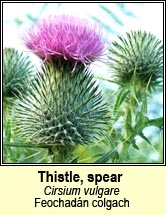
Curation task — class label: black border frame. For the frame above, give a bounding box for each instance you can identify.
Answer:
[1,0,165,166]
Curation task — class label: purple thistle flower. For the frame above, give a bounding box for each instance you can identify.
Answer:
[22,15,106,65]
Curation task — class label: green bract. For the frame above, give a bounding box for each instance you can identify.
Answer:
[108,31,163,90]
[14,61,107,146]
[3,48,33,98]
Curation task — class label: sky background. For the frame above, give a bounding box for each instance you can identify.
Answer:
[3,2,163,48]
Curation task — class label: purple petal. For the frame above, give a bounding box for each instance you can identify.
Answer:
[22,15,106,64]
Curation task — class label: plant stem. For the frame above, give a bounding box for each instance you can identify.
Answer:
[4,143,50,148]
[49,145,75,163]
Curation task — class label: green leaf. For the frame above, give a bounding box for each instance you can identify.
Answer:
[141,96,148,113]
[113,88,129,114]
[136,114,163,131]
[132,142,140,150]
[148,117,163,128]
[125,108,132,135]
[139,132,152,145]
[135,111,149,132]
[94,149,117,163]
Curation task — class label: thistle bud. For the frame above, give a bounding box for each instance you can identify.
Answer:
[108,31,163,91]
[15,61,107,146]
[3,48,33,98]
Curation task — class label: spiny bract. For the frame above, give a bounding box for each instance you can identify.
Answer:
[3,48,33,98]
[108,31,163,90]
[15,61,108,146]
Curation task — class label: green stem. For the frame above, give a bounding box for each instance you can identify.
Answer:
[4,143,50,148]
[118,140,130,162]
[119,86,148,162]
[49,145,75,163]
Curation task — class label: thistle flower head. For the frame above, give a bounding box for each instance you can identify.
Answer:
[14,62,107,146]
[3,48,33,98]
[108,31,163,90]
[22,15,106,65]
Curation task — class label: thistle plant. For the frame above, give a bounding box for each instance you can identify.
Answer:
[106,31,163,162]
[3,48,33,98]
[109,31,163,91]
[4,16,163,163]
[14,15,108,163]
[3,48,33,142]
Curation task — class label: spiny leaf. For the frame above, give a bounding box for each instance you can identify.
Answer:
[113,88,130,115]
[139,131,152,145]
[148,117,163,128]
